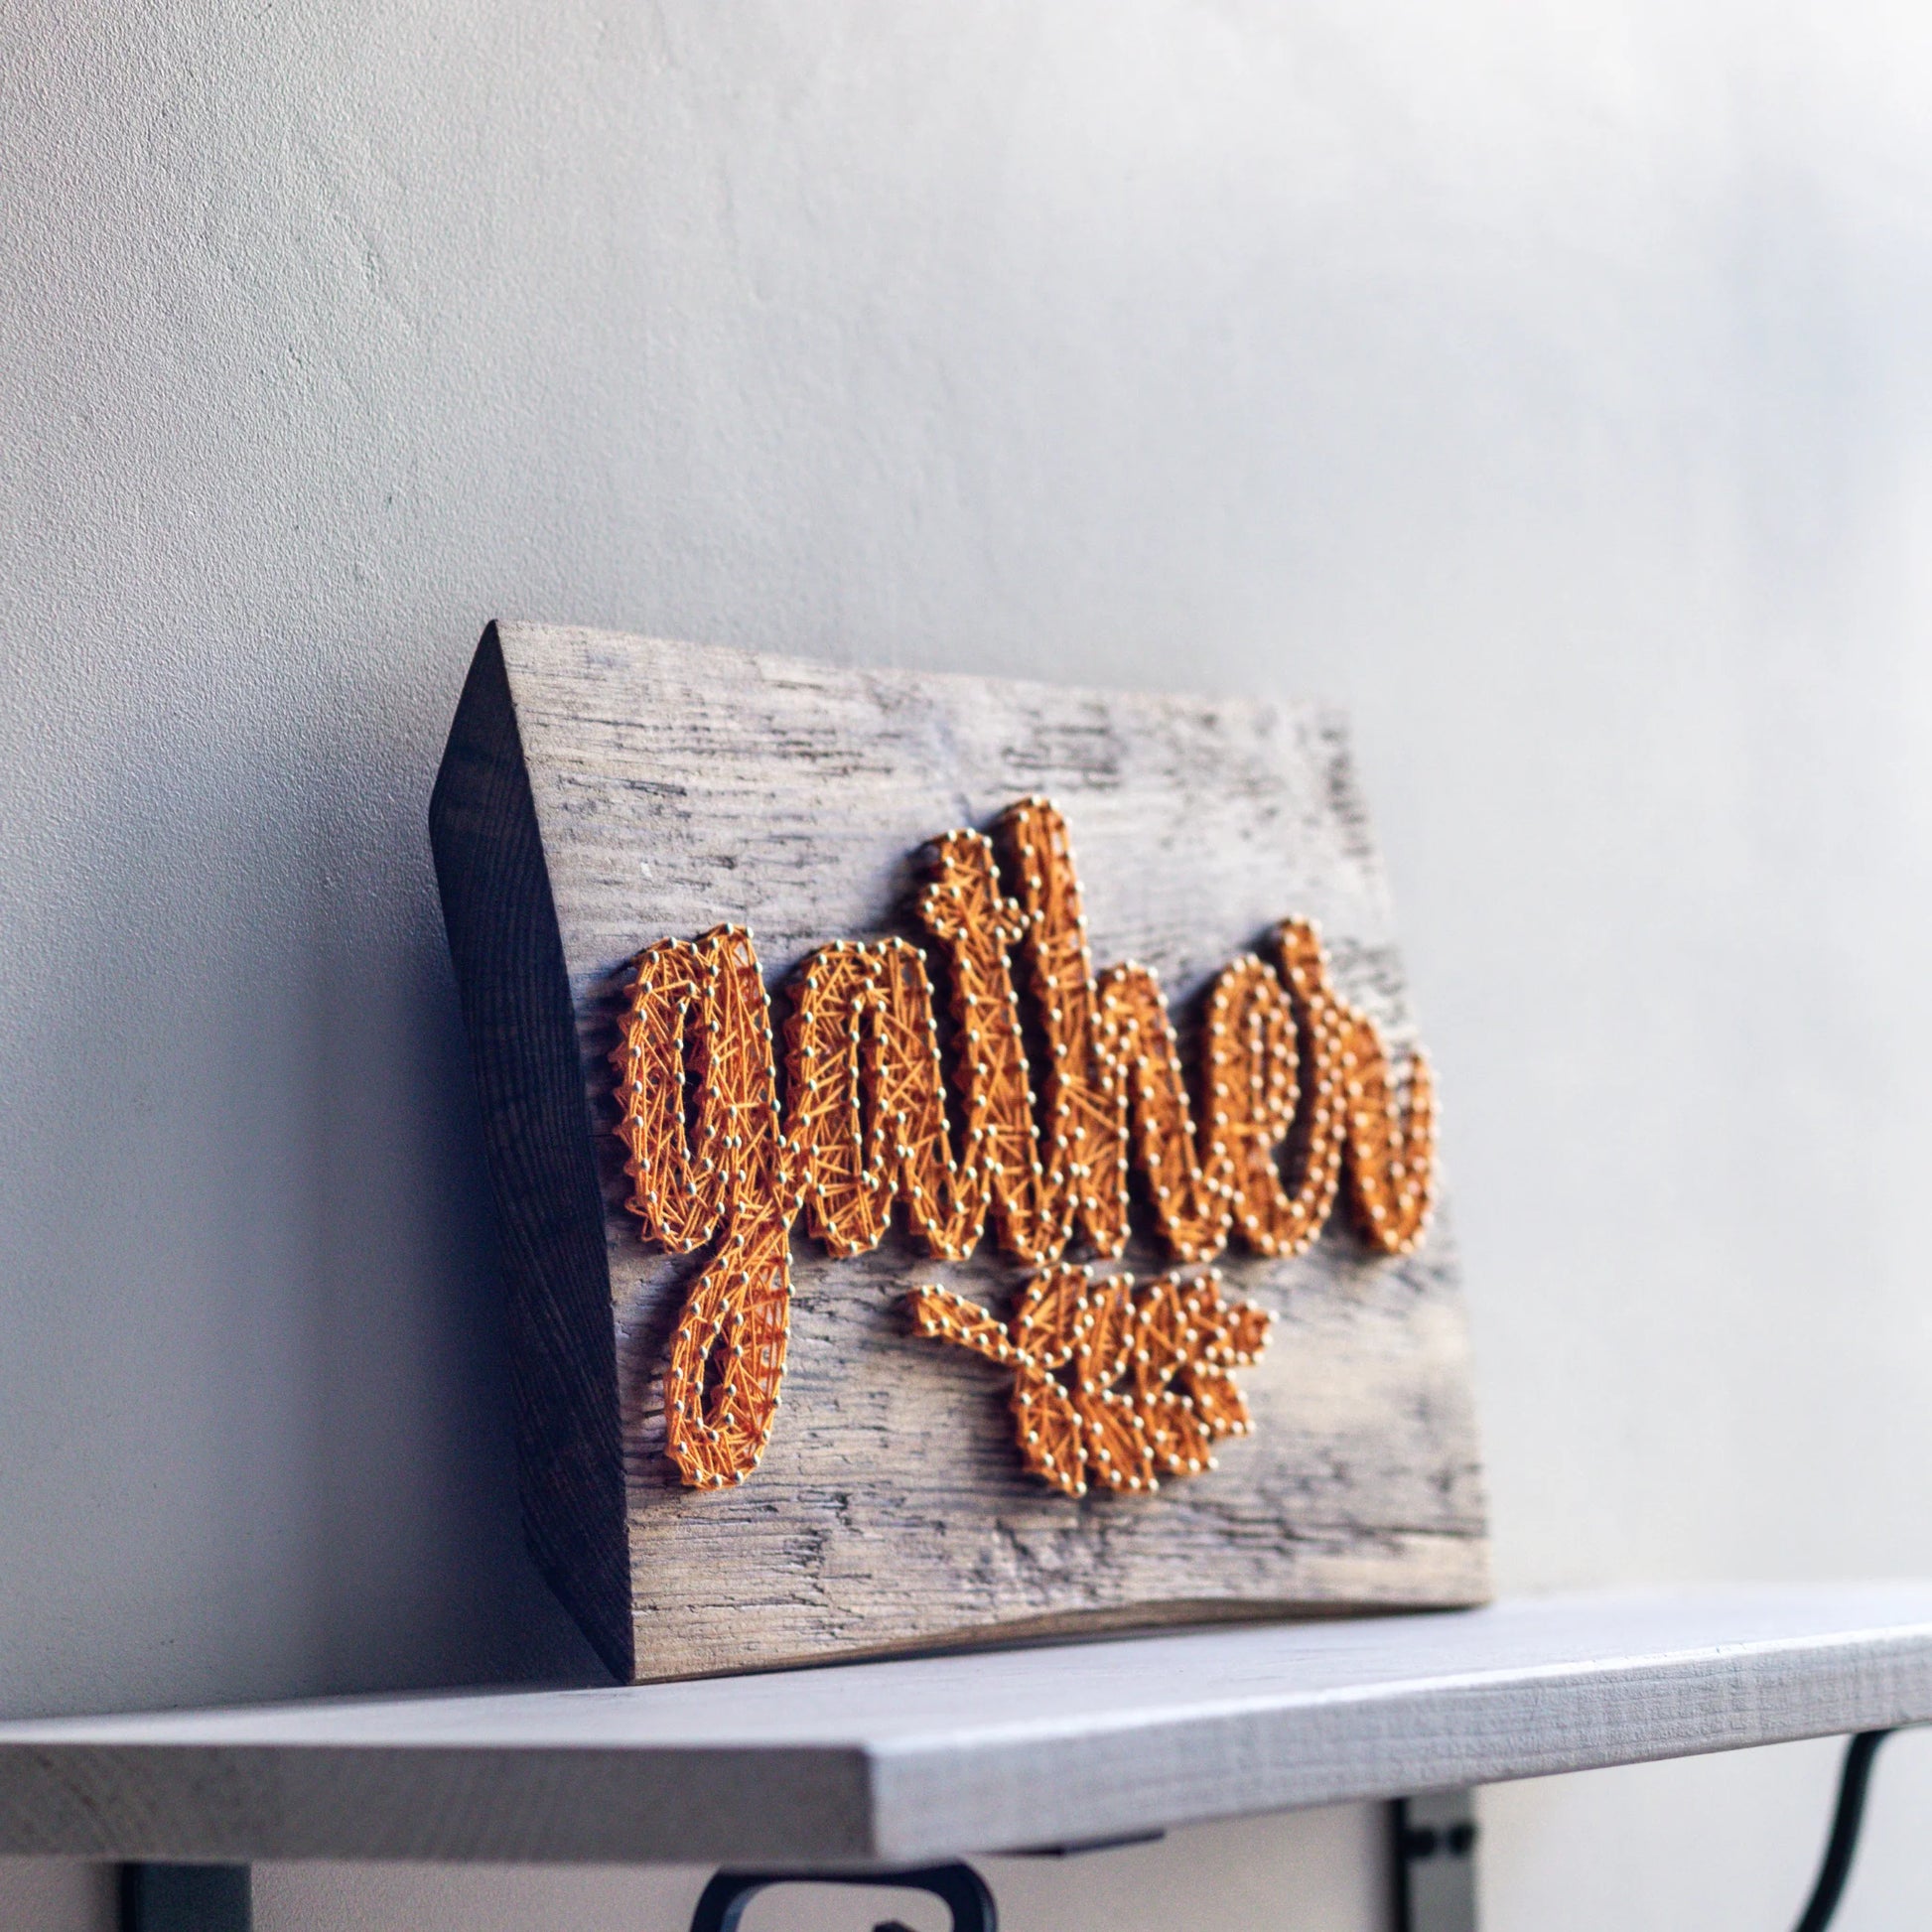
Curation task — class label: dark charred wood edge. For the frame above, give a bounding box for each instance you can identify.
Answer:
[429,622,632,1681]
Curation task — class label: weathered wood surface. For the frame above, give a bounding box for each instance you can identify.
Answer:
[430,634,631,1672]
[2,1587,1929,1864]
[435,621,1489,1683]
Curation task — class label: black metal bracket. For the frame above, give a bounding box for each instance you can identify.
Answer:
[1793,1730,1892,1932]
[118,1863,251,1932]
[1394,1790,1478,1932]
[1386,1727,1896,1932]
[689,1863,996,1932]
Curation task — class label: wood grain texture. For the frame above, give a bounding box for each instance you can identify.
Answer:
[435,621,1490,1683]
[1,1587,1929,1864]
[429,629,632,1676]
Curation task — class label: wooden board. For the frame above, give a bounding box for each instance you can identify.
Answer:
[430,623,1489,1683]
[1,1587,1929,1864]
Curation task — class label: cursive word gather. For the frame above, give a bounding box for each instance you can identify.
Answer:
[611,798,1436,1492]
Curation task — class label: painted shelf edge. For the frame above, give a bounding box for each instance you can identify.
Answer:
[0,1585,1928,1866]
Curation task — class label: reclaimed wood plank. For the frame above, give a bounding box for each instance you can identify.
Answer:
[431,622,1489,1683]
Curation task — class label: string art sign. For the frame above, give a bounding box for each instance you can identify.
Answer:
[433,624,1489,1683]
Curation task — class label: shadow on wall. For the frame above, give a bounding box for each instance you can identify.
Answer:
[0,619,609,1718]
[278,659,617,1695]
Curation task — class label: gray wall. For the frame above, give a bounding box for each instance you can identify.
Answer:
[6,2,1932,1926]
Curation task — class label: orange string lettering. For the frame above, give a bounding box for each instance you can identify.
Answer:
[610,799,1437,1492]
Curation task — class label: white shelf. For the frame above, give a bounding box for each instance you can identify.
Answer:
[1,1585,1929,1866]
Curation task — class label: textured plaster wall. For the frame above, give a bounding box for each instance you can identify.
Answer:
[7,2,1932,1926]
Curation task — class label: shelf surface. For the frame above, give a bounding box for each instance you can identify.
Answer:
[2,1584,1930,1865]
